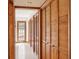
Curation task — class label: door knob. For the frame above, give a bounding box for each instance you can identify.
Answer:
[45,41,50,45]
[42,40,50,45]
[42,40,45,43]
[51,45,56,47]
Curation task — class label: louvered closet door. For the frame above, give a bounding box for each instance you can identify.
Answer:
[45,5,51,59]
[42,9,46,59]
[50,0,58,59]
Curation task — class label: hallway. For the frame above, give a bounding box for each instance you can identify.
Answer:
[14,8,39,59]
[9,0,70,59]
[15,43,38,59]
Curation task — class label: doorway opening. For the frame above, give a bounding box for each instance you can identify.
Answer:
[15,8,40,59]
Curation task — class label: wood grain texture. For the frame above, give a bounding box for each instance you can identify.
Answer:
[50,0,58,59]
[59,0,70,59]
[41,0,59,59]
[59,15,68,59]
[8,1,15,59]
[45,5,51,59]
[41,0,52,9]
[42,9,46,59]
[59,0,69,17]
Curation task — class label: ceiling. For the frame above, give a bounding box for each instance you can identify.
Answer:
[15,8,38,20]
[14,0,46,7]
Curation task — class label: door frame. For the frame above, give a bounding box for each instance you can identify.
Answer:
[8,1,42,59]
[8,0,15,59]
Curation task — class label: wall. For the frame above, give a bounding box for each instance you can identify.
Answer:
[41,0,70,59]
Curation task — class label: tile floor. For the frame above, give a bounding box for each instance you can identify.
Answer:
[15,43,38,59]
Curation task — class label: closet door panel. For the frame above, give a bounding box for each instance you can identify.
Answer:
[51,1,58,20]
[42,9,46,59]
[51,0,58,59]
[59,0,69,16]
[59,0,69,59]
[59,15,68,59]
[45,5,51,59]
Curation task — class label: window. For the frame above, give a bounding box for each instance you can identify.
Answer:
[17,21,26,42]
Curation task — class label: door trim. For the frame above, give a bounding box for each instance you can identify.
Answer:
[8,0,15,59]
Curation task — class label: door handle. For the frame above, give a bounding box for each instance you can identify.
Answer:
[42,40,50,45]
[47,43,56,48]
[42,40,56,47]
[51,44,56,47]
[42,40,45,43]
